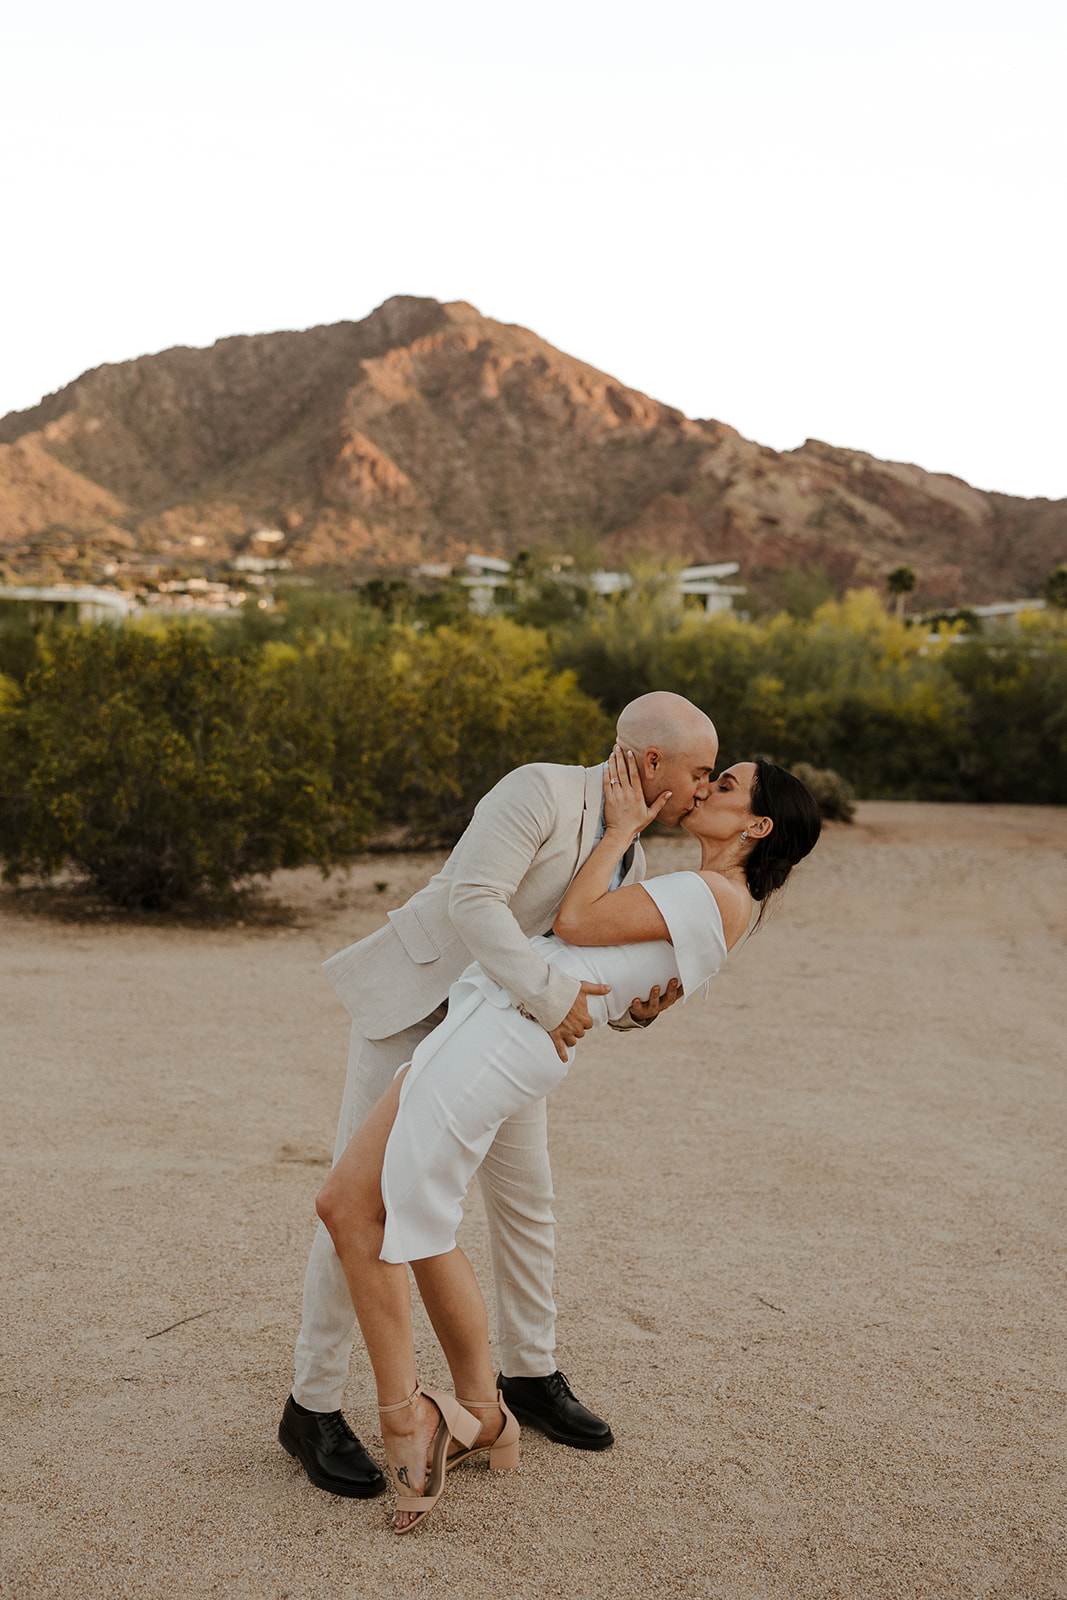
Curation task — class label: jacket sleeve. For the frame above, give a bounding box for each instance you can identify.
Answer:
[446,766,581,1032]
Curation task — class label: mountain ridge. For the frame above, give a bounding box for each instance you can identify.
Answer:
[2,296,1063,605]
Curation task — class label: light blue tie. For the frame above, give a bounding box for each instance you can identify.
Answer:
[592,800,629,892]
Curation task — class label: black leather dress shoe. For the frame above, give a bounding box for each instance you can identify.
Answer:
[498,1370,614,1450]
[279,1395,386,1498]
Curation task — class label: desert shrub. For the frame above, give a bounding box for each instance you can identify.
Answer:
[1043,566,1067,609]
[0,625,363,908]
[0,610,45,684]
[0,616,615,904]
[378,619,613,837]
[760,564,839,619]
[252,595,1067,813]
[789,763,857,823]
[547,576,691,711]
[259,634,392,830]
[939,615,1067,802]
[554,590,969,796]
[206,585,389,654]
[6,595,1063,911]
[269,617,615,842]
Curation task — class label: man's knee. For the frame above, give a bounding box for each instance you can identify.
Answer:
[480,1123,553,1199]
[477,1162,556,1229]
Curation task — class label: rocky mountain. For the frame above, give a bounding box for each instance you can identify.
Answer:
[2,295,1063,606]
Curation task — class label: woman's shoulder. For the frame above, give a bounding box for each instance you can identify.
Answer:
[642,869,733,938]
[639,870,734,994]
[693,869,753,950]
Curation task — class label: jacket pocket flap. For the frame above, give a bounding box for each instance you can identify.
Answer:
[387,904,441,965]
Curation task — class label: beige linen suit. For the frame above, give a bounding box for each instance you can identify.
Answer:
[293,761,645,1410]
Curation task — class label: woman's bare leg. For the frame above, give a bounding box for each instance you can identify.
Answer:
[315,1073,500,1526]
[413,1250,505,1452]
[316,1074,436,1528]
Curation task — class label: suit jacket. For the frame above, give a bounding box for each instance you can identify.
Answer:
[323,762,646,1040]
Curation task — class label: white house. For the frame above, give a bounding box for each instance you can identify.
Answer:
[0,585,131,624]
[678,563,746,614]
[451,555,746,615]
[459,553,514,614]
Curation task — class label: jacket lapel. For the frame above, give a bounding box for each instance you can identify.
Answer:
[577,764,606,867]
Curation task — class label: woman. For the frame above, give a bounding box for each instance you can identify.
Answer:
[316,749,821,1532]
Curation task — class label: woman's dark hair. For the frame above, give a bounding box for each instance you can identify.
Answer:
[744,758,822,920]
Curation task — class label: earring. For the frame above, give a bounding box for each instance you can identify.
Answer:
[740,829,748,842]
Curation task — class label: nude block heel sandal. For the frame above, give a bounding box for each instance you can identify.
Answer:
[378,1384,480,1534]
[449,1392,521,1471]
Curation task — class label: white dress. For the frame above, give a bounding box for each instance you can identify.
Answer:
[379,871,728,1264]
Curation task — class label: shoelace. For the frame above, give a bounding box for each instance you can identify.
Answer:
[319,1410,360,1450]
[544,1370,576,1400]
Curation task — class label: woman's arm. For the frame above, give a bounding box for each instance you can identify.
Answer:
[553,748,673,947]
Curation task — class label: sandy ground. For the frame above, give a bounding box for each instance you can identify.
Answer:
[1,803,1066,1600]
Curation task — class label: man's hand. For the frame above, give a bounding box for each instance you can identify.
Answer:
[629,977,683,1026]
[547,981,612,1063]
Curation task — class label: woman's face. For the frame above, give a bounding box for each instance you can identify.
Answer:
[681,761,763,842]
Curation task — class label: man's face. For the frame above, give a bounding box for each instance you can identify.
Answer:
[639,734,719,825]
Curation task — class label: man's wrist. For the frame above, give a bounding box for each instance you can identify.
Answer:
[515,973,581,1033]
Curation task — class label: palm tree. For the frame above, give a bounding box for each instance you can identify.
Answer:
[886,564,917,619]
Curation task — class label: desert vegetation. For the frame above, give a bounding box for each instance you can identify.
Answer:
[1,588,1064,908]
[0,613,610,908]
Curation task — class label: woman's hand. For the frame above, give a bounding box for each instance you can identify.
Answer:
[555,745,674,947]
[603,745,671,837]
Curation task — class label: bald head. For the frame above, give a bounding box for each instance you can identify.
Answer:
[617,691,717,760]
[615,692,719,826]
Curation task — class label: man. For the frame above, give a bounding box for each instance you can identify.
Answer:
[280,691,719,1497]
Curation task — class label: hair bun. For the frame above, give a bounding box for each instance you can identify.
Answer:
[745,848,793,902]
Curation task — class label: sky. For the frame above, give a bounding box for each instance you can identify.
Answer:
[2,0,1065,500]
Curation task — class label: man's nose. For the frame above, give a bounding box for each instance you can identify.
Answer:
[694,777,713,799]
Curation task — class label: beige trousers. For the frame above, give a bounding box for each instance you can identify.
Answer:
[292,1011,558,1412]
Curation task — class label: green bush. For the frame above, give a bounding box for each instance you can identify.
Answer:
[3,592,1065,912]
[1043,566,1067,609]
[373,619,614,838]
[0,625,362,908]
[267,617,614,842]
[0,615,613,906]
[939,615,1067,803]
[0,611,43,685]
[789,763,857,823]
[553,590,970,797]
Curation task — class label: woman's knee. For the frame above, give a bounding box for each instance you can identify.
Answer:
[315,1177,344,1238]
[315,1176,380,1245]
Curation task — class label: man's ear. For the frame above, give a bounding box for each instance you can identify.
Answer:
[642,745,662,775]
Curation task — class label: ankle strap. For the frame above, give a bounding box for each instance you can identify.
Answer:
[377,1383,422,1415]
[455,1392,501,1409]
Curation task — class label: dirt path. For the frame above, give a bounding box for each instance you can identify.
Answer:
[2,803,1065,1599]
